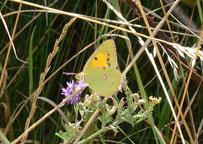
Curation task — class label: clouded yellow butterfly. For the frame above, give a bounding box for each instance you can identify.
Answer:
[83,39,122,96]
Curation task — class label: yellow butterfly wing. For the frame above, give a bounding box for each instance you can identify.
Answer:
[84,67,121,96]
[83,39,121,96]
[83,39,118,72]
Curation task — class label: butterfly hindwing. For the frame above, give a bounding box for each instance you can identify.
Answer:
[84,67,121,96]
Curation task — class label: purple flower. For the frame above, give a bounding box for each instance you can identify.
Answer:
[61,80,88,105]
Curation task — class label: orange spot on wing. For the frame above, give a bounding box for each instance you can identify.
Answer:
[89,53,109,68]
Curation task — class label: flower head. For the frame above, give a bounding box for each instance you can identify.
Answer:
[61,80,88,105]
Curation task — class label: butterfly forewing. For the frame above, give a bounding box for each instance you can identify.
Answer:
[83,39,118,73]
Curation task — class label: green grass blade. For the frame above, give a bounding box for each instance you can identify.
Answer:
[28,27,36,96]
[0,129,10,144]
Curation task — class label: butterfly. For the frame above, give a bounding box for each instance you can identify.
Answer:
[82,39,122,96]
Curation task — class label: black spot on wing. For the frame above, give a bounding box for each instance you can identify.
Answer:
[94,57,98,60]
[107,53,110,67]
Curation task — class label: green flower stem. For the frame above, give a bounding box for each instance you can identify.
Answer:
[78,126,111,144]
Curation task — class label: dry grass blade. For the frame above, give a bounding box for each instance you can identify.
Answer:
[11,89,81,144]
[4,99,28,135]
[135,0,185,143]
[6,0,69,88]
[37,97,69,124]
[0,1,22,92]
[16,17,76,144]
[170,31,203,144]
[9,0,189,48]
[122,0,182,75]
[73,109,100,144]
[0,12,26,63]
[195,117,203,143]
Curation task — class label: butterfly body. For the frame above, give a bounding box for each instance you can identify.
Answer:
[83,39,121,96]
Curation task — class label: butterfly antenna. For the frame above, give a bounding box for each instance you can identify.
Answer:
[63,72,76,76]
